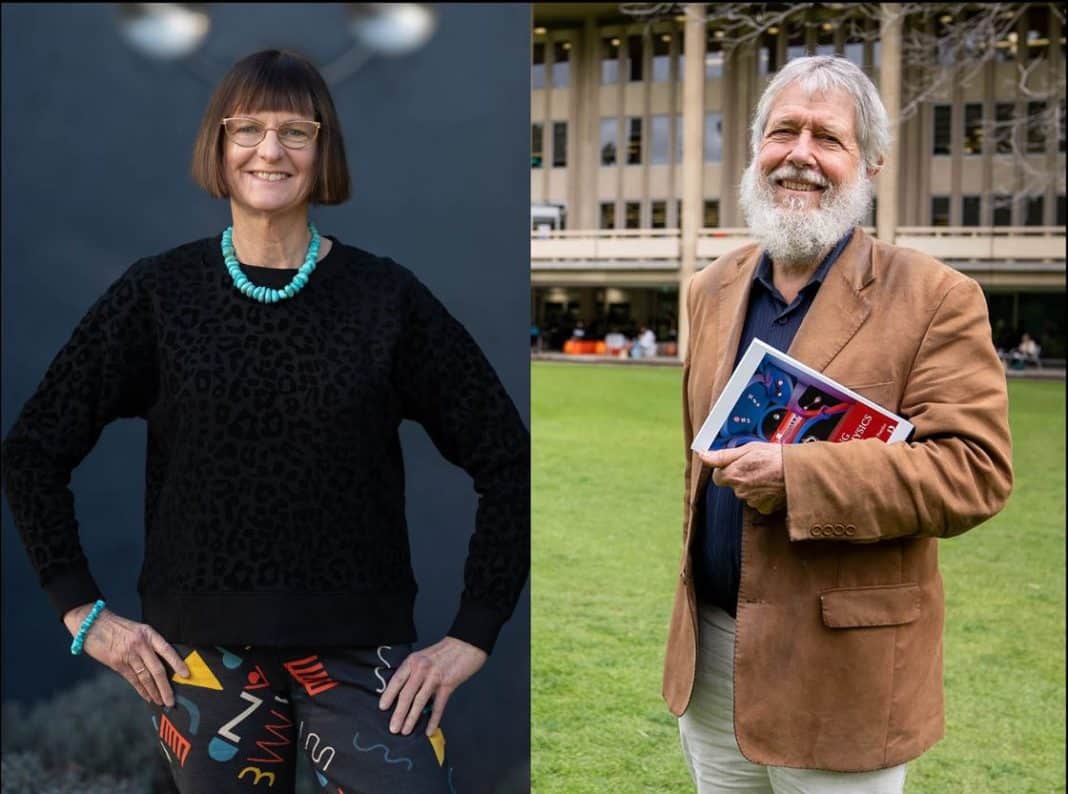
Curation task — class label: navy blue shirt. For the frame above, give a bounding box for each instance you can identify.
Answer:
[693,230,853,616]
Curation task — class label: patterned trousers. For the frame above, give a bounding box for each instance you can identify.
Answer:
[147,643,453,793]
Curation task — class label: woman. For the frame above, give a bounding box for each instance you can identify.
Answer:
[1,49,529,793]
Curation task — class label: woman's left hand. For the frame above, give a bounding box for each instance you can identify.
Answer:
[378,636,487,736]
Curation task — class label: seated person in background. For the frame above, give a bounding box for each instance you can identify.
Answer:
[1010,332,1040,369]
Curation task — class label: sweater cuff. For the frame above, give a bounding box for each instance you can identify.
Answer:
[447,600,510,655]
[43,566,104,623]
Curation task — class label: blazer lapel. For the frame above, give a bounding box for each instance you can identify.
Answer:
[787,227,875,372]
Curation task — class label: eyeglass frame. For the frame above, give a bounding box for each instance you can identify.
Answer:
[220,116,322,149]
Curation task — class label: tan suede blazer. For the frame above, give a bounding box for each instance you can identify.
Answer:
[662,227,1013,772]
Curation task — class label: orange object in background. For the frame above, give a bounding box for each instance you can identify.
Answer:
[563,340,602,355]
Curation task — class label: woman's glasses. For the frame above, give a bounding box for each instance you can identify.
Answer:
[221,117,321,149]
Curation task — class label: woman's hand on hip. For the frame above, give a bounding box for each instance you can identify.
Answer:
[378,635,487,737]
[63,603,191,707]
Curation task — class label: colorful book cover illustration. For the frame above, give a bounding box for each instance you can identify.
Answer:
[691,339,914,452]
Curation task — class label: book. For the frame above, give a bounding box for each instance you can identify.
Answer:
[691,338,914,452]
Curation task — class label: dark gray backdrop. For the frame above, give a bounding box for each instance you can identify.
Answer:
[1,3,530,790]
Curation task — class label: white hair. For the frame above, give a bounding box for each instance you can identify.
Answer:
[750,56,891,171]
[739,158,873,270]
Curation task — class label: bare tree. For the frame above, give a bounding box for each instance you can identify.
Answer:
[620,3,1066,210]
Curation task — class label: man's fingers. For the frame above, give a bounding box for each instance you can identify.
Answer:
[712,468,730,487]
[699,446,747,468]
[426,688,453,737]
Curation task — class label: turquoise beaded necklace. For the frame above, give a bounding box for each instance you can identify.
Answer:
[221,221,320,303]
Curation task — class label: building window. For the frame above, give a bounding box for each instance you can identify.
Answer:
[628,34,643,81]
[1025,6,1050,60]
[815,22,834,57]
[963,103,983,155]
[992,195,1012,226]
[931,196,950,227]
[602,37,621,84]
[704,199,720,228]
[844,31,864,67]
[600,118,618,166]
[1057,194,1066,226]
[651,200,667,229]
[995,27,1017,61]
[758,31,779,77]
[600,201,616,229]
[706,30,724,79]
[1025,195,1044,226]
[531,123,543,169]
[962,195,981,226]
[786,24,805,62]
[704,112,723,162]
[995,102,1014,154]
[552,41,571,88]
[651,115,671,165]
[627,117,642,165]
[933,105,951,155]
[532,42,545,90]
[653,32,672,82]
[624,201,641,229]
[1026,101,1047,153]
[552,121,567,168]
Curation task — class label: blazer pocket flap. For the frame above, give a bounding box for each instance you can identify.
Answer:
[820,584,920,628]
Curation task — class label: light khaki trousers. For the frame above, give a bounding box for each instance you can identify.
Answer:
[678,606,908,794]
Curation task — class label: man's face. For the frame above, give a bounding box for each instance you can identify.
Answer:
[756,82,864,212]
[740,80,876,268]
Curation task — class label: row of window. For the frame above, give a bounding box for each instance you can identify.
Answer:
[534,100,1066,169]
[598,199,721,230]
[931,194,1067,226]
[532,27,877,90]
[541,193,1065,230]
[534,6,1063,91]
[531,114,724,169]
[932,101,1066,155]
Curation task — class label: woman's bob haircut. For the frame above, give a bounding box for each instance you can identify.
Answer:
[191,49,350,205]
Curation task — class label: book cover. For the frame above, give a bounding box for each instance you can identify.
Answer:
[691,338,914,452]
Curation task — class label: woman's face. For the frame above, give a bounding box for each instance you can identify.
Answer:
[222,109,318,217]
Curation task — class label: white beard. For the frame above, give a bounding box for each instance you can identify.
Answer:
[739,160,872,272]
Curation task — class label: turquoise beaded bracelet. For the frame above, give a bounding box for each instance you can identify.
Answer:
[70,599,106,655]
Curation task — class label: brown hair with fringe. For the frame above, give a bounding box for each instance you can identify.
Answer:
[190,49,350,205]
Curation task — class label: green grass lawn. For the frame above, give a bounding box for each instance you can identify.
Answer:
[532,363,1065,793]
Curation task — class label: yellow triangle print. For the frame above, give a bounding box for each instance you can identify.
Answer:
[173,650,223,690]
[428,727,446,766]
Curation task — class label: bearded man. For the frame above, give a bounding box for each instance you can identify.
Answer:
[662,56,1013,793]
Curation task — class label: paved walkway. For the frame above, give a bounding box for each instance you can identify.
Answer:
[532,353,1066,380]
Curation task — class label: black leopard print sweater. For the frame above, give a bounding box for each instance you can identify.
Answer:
[1,235,529,653]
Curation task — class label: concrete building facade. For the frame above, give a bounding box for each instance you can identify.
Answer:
[530,3,1066,362]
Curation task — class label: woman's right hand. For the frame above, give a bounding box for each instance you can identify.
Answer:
[63,603,191,707]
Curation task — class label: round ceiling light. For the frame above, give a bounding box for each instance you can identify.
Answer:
[117,4,210,60]
[347,3,438,56]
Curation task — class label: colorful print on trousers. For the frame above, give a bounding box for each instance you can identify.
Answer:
[148,643,455,792]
